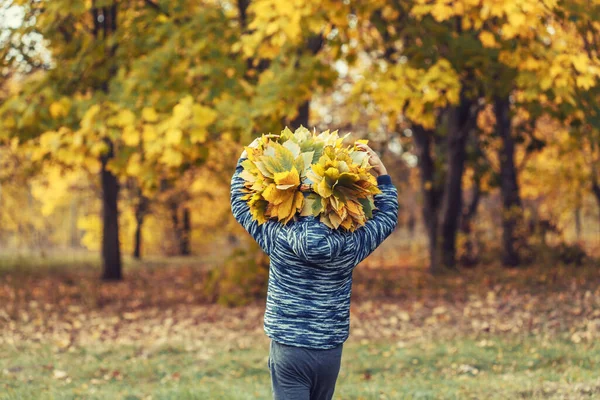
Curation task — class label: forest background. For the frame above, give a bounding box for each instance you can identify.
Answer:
[1,1,600,399]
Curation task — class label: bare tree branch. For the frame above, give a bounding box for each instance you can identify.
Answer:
[144,0,170,18]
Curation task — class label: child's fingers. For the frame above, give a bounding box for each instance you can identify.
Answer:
[358,145,377,157]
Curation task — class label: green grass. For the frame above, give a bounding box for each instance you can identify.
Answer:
[2,252,599,399]
[2,335,599,399]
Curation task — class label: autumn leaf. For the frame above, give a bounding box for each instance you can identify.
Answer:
[240,127,384,230]
[142,107,159,122]
[479,31,497,48]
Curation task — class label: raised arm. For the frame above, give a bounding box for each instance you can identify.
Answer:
[230,155,282,256]
[349,143,399,265]
[350,175,399,265]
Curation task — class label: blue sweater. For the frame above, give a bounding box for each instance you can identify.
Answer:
[230,156,399,349]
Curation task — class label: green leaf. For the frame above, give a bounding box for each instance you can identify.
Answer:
[358,198,375,219]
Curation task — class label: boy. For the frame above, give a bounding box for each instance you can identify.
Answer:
[230,140,399,400]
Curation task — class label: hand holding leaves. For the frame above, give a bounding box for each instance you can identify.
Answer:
[355,143,388,177]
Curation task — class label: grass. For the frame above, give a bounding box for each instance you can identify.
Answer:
[1,250,600,399]
[2,335,600,399]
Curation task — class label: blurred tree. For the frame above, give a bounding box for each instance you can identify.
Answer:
[237,0,349,128]
[555,0,600,225]
[352,0,600,271]
[2,0,600,277]
[0,1,237,276]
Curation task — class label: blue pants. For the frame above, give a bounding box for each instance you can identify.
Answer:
[268,340,343,400]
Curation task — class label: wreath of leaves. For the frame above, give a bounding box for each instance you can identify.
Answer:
[239,126,381,231]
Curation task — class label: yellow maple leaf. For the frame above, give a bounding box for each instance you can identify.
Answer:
[143,125,157,142]
[431,3,454,22]
[274,167,300,189]
[165,128,183,145]
[122,126,140,146]
[160,148,183,167]
[576,75,595,90]
[572,54,589,73]
[113,109,136,127]
[49,101,67,119]
[142,107,159,122]
[126,154,142,176]
[507,11,526,28]
[479,31,497,48]
[263,184,285,205]
[190,128,208,144]
[192,105,218,127]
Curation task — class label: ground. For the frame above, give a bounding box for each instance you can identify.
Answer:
[1,252,599,399]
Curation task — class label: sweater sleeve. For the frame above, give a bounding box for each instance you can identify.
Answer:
[349,174,399,265]
[230,156,282,256]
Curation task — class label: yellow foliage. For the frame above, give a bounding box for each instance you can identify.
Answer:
[165,128,183,145]
[142,124,158,142]
[77,214,102,251]
[479,31,498,48]
[142,107,159,122]
[239,127,382,231]
[109,109,136,128]
[519,118,591,230]
[122,126,140,146]
[49,98,71,119]
[356,59,461,129]
[241,0,349,59]
[126,153,143,176]
[160,148,184,167]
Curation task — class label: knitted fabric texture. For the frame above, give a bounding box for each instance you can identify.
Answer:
[231,157,399,349]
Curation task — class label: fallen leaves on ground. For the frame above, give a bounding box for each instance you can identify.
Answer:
[1,261,599,352]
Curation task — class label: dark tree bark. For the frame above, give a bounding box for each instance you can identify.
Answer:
[237,0,270,76]
[439,96,473,269]
[237,0,249,28]
[101,138,122,280]
[93,2,122,280]
[494,95,522,267]
[290,101,310,129]
[133,192,148,260]
[413,89,478,273]
[592,180,600,229]
[413,126,443,274]
[288,35,324,130]
[170,202,191,256]
[460,173,481,267]
[181,207,191,256]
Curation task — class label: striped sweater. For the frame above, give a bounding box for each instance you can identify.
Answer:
[230,156,399,349]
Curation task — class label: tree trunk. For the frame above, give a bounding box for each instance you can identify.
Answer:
[133,192,148,260]
[592,180,600,214]
[574,206,582,241]
[94,2,122,280]
[170,202,191,256]
[592,179,600,233]
[413,126,442,274]
[439,99,472,269]
[494,96,522,267]
[290,101,310,129]
[460,174,481,267]
[101,138,122,280]
[181,207,191,256]
[288,35,323,130]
